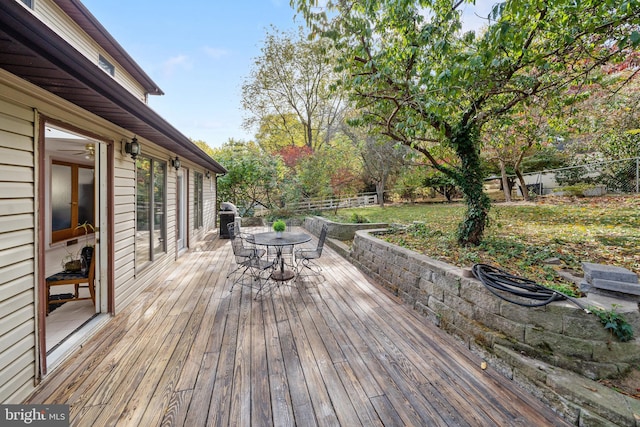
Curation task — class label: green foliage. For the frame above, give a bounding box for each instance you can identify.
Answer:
[255,113,306,154]
[554,183,598,197]
[544,282,581,299]
[422,169,461,202]
[590,305,634,342]
[393,166,430,203]
[520,147,569,173]
[192,139,215,157]
[273,219,286,232]
[241,26,344,152]
[291,0,640,245]
[213,140,286,215]
[349,213,370,224]
[296,136,364,200]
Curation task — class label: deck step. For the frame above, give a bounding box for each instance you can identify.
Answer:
[590,278,640,296]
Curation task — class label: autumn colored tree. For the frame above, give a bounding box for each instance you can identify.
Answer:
[278,145,313,169]
[296,136,363,200]
[254,113,306,154]
[192,139,215,157]
[482,96,559,201]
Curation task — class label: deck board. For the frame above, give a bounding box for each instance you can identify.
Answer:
[28,228,571,426]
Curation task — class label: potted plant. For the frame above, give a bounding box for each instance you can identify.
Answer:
[273,219,286,238]
[61,221,95,272]
[62,249,82,272]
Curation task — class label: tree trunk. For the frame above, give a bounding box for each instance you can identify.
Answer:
[450,125,491,246]
[514,148,531,201]
[499,160,512,202]
[376,180,386,207]
[515,170,531,201]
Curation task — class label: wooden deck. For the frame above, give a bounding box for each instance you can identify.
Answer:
[28,228,570,426]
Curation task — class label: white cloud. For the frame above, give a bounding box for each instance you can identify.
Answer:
[203,47,228,60]
[162,54,192,76]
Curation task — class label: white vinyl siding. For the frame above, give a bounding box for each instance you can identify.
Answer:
[114,144,176,309]
[0,68,218,401]
[0,97,36,404]
[32,0,148,102]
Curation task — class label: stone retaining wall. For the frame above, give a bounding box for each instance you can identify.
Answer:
[301,221,640,424]
[303,216,388,241]
[349,229,640,381]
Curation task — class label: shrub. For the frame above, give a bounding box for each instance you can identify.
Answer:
[349,213,370,224]
[554,183,597,197]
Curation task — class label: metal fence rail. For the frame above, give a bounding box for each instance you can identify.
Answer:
[521,157,640,195]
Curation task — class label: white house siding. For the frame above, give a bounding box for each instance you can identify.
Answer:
[202,173,217,238]
[113,143,180,309]
[0,72,218,401]
[0,96,37,404]
[29,0,147,102]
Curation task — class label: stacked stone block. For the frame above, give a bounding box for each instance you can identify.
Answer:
[581,262,640,301]
[350,229,640,381]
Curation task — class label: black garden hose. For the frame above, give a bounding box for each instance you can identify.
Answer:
[472,263,589,312]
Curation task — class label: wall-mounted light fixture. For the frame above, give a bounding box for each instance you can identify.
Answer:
[171,156,181,170]
[124,136,141,160]
[205,170,211,179]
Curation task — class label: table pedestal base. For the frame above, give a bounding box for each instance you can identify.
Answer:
[271,270,295,281]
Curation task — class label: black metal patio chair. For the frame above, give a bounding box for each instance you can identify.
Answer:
[227,223,274,298]
[294,223,328,280]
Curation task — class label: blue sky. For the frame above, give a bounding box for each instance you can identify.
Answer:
[82,0,495,148]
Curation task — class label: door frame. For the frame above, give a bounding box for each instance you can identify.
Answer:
[36,116,115,377]
[176,168,188,255]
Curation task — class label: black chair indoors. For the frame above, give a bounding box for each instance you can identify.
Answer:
[227,223,274,298]
[46,246,95,314]
[294,223,328,280]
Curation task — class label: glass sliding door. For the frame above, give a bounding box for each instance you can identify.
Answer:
[153,161,166,257]
[136,156,167,268]
[176,171,187,253]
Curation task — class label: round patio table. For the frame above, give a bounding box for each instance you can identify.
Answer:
[248,232,311,281]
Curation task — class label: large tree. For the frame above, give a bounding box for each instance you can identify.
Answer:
[242,26,346,151]
[342,122,408,206]
[292,0,640,244]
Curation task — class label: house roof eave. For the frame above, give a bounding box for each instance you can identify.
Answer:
[52,0,164,96]
[0,1,226,174]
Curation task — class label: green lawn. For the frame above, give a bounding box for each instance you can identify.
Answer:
[325,195,640,295]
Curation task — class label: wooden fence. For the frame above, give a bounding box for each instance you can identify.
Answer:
[286,193,378,213]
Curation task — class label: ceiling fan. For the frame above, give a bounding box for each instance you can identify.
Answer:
[59,143,95,159]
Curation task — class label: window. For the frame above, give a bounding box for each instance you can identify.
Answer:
[19,0,33,8]
[194,171,203,229]
[136,157,167,265]
[51,161,94,243]
[98,55,115,76]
